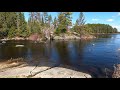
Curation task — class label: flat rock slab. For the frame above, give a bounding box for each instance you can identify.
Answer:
[0,61,57,78]
[0,60,92,78]
[33,67,92,78]
[0,66,34,78]
[30,61,57,74]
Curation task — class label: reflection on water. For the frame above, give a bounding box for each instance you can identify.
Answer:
[1,34,120,77]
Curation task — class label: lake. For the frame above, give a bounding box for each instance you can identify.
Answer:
[1,34,120,77]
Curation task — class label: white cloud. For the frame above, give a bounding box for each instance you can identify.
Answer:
[112,25,120,32]
[118,12,120,16]
[92,18,99,21]
[106,19,114,22]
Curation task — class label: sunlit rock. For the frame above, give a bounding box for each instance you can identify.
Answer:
[2,41,6,44]
[15,45,24,47]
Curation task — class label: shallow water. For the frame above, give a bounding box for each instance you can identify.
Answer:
[1,34,120,77]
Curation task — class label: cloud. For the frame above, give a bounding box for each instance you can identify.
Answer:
[112,25,120,29]
[92,18,99,21]
[112,25,120,32]
[118,12,120,16]
[106,19,114,22]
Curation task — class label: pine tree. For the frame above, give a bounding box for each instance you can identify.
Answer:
[57,12,72,33]
[28,12,42,34]
[48,15,52,27]
[36,12,41,22]
[0,12,18,38]
[57,12,66,33]
[43,12,48,25]
[64,12,72,31]
[78,12,86,26]
[53,17,58,29]
[73,12,86,35]
[41,15,44,26]
[19,12,27,37]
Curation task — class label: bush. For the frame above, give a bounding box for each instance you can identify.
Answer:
[54,28,61,35]
[61,28,66,33]
[54,28,67,35]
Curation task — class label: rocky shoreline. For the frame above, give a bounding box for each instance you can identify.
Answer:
[53,34,96,40]
[0,58,92,78]
[0,33,96,42]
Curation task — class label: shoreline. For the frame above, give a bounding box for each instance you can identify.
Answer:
[0,34,96,41]
[0,58,92,78]
[1,33,119,41]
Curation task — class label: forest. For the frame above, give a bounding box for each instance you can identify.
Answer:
[0,12,118,39]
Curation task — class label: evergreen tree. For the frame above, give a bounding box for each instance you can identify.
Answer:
[28,12,41,34]
[57,12,72,34]
[41,15,44,26]
[53,17,58,29]
[86,24,118,34]
[0,12,18,38]
[48,15,52,27]
[73,12,87,35]
[78,12,86,26]
[43,12,49,26]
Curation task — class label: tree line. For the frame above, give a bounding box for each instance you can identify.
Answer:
[0,12,118,39]
[86,24,118,34]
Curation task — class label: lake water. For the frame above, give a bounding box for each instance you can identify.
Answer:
[1,34,120,77]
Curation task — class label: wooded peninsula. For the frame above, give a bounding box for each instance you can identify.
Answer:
[0,12,118,41]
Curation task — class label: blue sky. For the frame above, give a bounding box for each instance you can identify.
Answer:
[24,12,120,31]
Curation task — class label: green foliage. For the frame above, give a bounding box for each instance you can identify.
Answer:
[72,12,88,36]
[55,27,66,35]
[0,12,28,38]
[57,12,72,34]
[54,28,61,35]
[86,24,118,33]
[0,12,118,39]
[53,17,58,29]
[78,12,86,26]
[28,12,42,35]
[48,15,52,27]
[8,27,17,38]
[73,25,91,36]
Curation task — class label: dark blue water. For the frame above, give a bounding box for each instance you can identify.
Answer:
[1,34,120,77]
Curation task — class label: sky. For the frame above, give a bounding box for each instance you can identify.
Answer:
[24,12,120,32]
